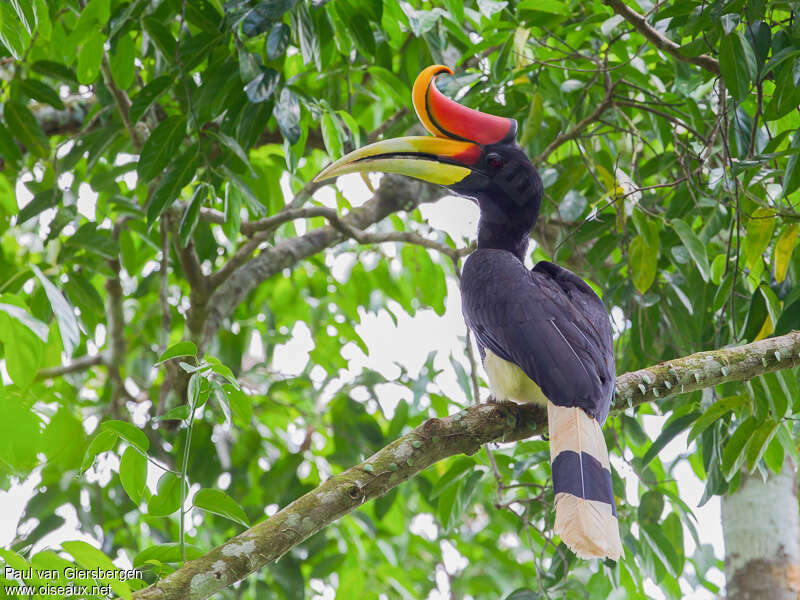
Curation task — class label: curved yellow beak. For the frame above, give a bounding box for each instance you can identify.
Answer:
[313,136,482,186]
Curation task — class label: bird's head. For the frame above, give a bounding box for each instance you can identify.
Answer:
[314,65,542,255]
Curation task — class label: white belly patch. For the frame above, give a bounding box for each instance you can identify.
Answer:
[483,349,549,405]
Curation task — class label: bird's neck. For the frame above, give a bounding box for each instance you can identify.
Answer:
[476,217,531,260]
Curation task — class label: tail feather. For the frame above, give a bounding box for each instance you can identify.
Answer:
[548,402,623,560]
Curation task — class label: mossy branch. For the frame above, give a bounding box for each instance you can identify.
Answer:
[132,330,800,600]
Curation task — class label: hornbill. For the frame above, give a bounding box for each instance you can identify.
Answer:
[314,65,623,560]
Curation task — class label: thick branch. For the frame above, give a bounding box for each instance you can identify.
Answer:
[202,175,443,346]
[132,330,800,600]
[602,0,720,75]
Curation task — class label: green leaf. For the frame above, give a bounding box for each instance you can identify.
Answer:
[782,128,800,198]
[33,0,51,40]
[504,590,540,600]
[266,22,291,60]
[637,490,664,524]
[670,220,709,282]
[31,60,77,83]
[744,419,779,471]
[629,234,658,293]
[72,0,110,44]
[242,0,297,36]
[310,553,346,580]
[211,382,232,426]
[154,404,191,422]
[721,416,758,480]
[0,3,30,58]
[133,544,204,567]
[5,99,49,157]
[0,300,48,341]
[147,147,201,223]
[688,396,748,441]
[244,66,279,103]
[760,47,800,81]
[31,265,80,357]
[775,297,800,337]
[640,412,701,468]
[142,17,176,60]
[138,116,187,182]
[206,130,254,175]
[0,394,43,473]
[321,112,343,159]
[642,523,682,576]
[192,488,249,527]
[0,300,46,388]
[517,0,569,14]
[129,75,174,124]
[477,0,507,18]
[77,31,104,84]
[119,446,148,505]
[157,341,198,364]
[18,79,64,109]
[430,456,475,499]
[179,186,206,247]
[274,87,301,145]
[374,487,397,520]
[148,472,185,516]
[62,541,115,574]
[80,430,118,473]
[110,33,136,90]
[0,121,22,168]
[719,31,757,102]
[741,286,768,342]
[225,384,251,427]
[101,420,149,453]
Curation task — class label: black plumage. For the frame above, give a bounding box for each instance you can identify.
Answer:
[461,252,615,424]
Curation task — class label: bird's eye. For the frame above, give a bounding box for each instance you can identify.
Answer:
[487,153,503,169]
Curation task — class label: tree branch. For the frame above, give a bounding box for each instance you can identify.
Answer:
[533,82,618,164]
[602,0,720,75]
[132,330,800,600]
[100,55,142,150]
[202,175,443,346]
[36,354,103,380]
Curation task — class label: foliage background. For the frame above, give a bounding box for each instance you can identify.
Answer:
[1,0,799,598]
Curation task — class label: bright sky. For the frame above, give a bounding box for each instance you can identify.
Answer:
[3,172,724,598]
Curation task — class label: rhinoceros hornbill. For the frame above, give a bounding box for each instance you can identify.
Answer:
[314,65,623,560]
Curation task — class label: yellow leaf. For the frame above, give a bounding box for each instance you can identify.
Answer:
[753,313,774,341]
[629,235,658,293]
[744,206,776,273]
[774,224,798,283]
[513,27,531,68]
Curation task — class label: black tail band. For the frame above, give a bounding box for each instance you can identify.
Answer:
[552,450,616,516]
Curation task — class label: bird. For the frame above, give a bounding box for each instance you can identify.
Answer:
[314,65,623,560]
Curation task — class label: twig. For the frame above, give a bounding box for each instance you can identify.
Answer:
[602,0,720,75]
[534,82,618,163]
[100,55,141,149]
[36,354,103,380]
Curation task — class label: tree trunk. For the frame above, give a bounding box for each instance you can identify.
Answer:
[721,459,800,599]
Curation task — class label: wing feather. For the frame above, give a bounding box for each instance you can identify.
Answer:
[461,250,615,422]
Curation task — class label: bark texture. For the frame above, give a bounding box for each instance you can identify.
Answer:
[722,458,800,600]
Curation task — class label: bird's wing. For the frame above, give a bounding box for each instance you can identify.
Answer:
[461,252,614,422]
